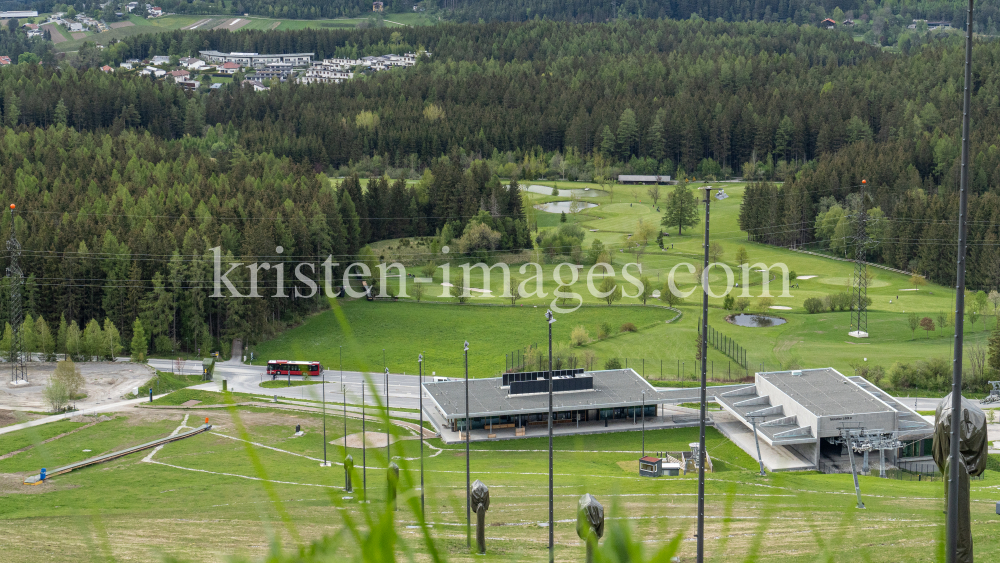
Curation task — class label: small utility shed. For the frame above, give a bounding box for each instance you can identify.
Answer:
[639,456,663,477]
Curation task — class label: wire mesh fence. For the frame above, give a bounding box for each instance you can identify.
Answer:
[503,346,754,383]
[817,460,984,482]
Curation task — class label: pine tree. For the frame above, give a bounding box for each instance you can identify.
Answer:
[141,272,172,345]
[54,98,68,127]
[130,318,147,362]
[774,115,794,161]
[646,108,665,161]
[599,125,616,158]
[617,108,639,159]
[340,190,362,254]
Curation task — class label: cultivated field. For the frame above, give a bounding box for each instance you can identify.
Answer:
[53,13,423,52]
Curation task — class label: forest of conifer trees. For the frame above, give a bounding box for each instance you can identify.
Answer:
[0,16,998,354]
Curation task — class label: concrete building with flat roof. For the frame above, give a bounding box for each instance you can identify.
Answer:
[712,368,933,471]
[618,175,671,184]
[199,50,313,68]
[421,366,932,474]
[424,369,659,434]
[421,368,739,443]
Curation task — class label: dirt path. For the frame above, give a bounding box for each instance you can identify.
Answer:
[0,409,41,428]
[41,23,67,43]
[0,362,154,412]
[269,21,280,30]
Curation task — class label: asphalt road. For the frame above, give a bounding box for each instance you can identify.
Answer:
[146,359,983,415]
[147,359,435,410]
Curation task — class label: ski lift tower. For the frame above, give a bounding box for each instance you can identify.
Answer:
[7,204,26,384]
[849,179,870,338]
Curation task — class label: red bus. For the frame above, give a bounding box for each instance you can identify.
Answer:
[267,360,323,378]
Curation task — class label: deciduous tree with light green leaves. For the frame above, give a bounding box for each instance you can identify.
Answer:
[66,320,81,360]
[83,319,102,361]
[36,316,55,362]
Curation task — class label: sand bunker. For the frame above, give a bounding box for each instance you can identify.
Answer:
[333,431,401,449]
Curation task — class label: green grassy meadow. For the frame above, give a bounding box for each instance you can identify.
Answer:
[257,181,985,388]
[53,14,419,52]
[0,403,995,562]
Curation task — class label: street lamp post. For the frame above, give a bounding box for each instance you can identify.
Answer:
[641,391,646,458]
[947,2,975,561]
[418,353,425,515]
[342,346,347,487]
[546,309,556,563]
[366,376,368,502]
[464,340,471,550]
[385,367,390,462]
[321,362,329,467]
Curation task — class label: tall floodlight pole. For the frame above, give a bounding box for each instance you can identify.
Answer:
[641,392,646,457]
[418,353,425,515]
[545,309,556,563]
[696,186,721,563]
[362,374,367,501]
[949,2,975,558]
[7,204,26,384]
[342,347,347,486]
[464,340,471,549]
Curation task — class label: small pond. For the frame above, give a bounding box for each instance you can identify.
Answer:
[534,201,598,213]
[727,313,787,328]
[525,185,604,198]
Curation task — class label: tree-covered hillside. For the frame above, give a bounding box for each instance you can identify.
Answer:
[0,17,998,354]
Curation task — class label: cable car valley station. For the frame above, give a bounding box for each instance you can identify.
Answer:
[421,367,933,473]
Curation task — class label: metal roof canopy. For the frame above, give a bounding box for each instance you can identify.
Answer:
[423,369,663,420]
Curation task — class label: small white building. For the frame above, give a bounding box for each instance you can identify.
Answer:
[246,79,269,91]
[69,23,84,32]
[150,55,170,65]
